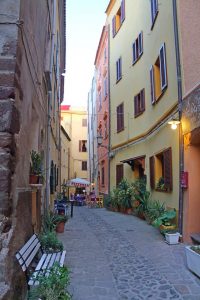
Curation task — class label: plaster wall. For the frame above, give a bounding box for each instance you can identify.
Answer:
[183,141,200,242]
[178,0,200,96]
[61,108,88,180]
[107,0,179,208]
[95,26,109,195]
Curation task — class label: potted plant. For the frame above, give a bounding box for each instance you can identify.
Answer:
[39,230,64,253]
[54,214,68,233]
[28,263,72,300]
[185,245,200,277]
[29,150,42,184]
[165,229,180,245]
[152,209,177,233]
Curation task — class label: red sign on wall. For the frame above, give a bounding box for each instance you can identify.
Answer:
[181,171,188,189]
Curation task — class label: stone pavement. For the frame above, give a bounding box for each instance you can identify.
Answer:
[59,207,200,300]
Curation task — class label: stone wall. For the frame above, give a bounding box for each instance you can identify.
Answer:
[0,0,50,298]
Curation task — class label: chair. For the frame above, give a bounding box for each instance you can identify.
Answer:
[98,195,104,208]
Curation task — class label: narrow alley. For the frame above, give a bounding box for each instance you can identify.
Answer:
[60,207,200,300]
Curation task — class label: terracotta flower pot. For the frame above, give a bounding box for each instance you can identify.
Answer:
[29,174,39,184]
[56,222,65,233]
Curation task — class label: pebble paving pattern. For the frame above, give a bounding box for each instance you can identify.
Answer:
[60,207,200,300]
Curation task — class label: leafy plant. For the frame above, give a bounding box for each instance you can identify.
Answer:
[28,263,71,300]
[30,150,42,175]
[145,199,165,223]
[42,212,68,233]
[152,209,176,228]
[39,231,63,253]
[131,178,150,215]
[191,246,200,255]
[156,177,166,190]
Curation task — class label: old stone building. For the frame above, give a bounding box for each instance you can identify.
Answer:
[0,0,66,299]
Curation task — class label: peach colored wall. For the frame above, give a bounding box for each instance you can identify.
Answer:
[183,139,200,242]
[95,26,109,194]
[178,0,200,95]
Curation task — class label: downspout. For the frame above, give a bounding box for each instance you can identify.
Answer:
[172,0,184,234]
[45,0,56,211]
[108,24,111,195]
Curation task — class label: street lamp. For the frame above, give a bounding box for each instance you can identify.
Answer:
[97,135,109,149]
[168,117,180,130]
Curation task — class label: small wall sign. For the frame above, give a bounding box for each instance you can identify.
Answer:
[181,171,188,189]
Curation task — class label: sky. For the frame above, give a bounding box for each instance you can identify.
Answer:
[63,0,109,107]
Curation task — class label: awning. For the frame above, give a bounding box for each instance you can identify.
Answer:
[66,178,90,187]
[120,155,146,170]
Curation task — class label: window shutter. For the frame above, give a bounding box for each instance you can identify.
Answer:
[121,103,124,130]
[112,16,116,37]
[79,140,82,152]
[121,0,125,23]
[163,147,172,191]
[134,95,137,116]
[116,164,123,186]
[119,57,122,79]
[116,60,119,81]
[159,43,167,90]
[149,156,155,189]
[54,164,56,191]
[150,65,155,104]
[138,31,143,56]
[117,106,120,132]
[140,89,145,112]
[133,42,136,64]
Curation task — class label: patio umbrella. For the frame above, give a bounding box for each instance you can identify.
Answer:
[66,178,90,187]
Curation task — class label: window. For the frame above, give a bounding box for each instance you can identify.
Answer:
[117,103,124,132]
[150,0,158,28]
[104,119,108,138]
[134,89,145,117]
[112,0,125,37]
[116,57,122,82]
[132,32,143,65]
[99,92,102,111]
[101,166,105,186]
[82,118,87,127]
[104,78,108,99]
[79,140,87,152]
[150,147,172,192]
[82,161,87,171]
[116,164,123,186]
[150,43,167,104]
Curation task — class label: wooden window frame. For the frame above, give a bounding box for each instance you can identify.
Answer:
[116,57,122,82]
[150,43,167,105]
[112,0,125,38]
[134,88,145,117]
[132,31,143,65]
[117,103,124,133]
[82,161,87,171]
[116,164,124,187]
[101,166,105,186]
[150,147,172,192]
[151,0,159,29]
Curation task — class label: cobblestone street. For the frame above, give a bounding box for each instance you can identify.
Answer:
[59,207,200,300]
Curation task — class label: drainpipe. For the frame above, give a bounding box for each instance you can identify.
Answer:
[45,0,56,212]
[172,0,184,234]
[108,24,111,195]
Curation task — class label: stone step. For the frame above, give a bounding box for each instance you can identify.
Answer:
[0,87,15,100]
[0,71,15,87]
[0,57,16,71]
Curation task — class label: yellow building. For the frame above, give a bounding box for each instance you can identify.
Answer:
[47,0,66,207]
[106,0,179,210]
[61,125,71,185]
[61,105,89,182]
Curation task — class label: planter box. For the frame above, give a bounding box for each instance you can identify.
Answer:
[185,246,200,277]
[165,232,180,244]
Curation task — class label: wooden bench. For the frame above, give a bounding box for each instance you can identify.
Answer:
[16,234,66,286]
